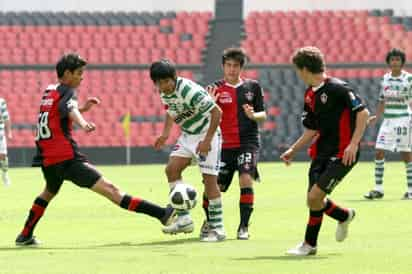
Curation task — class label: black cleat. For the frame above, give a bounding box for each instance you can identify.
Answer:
[160,204,176,226]
[401,192,412,200]
[15,234,40,246]
[364,190,384,200]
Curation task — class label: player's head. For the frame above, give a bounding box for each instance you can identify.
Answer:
[222,47,247,84]
[292,46,325,85]
[150,59,177,94]
[386,48,405,72]
[56,53,87,88]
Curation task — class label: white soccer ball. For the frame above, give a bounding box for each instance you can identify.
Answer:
[169,183,197,210]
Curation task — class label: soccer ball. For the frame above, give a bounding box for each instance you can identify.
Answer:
[169,183,197,210]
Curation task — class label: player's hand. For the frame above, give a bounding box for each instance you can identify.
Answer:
[367,115,377,125]
[242,104,255,120]
[342,143,358,166]
[154,135,168,150]
[81,97,101,112]
[280,148,294,166]
[196,140,211,158]
[83,122,96,133]
[206,85,220,102]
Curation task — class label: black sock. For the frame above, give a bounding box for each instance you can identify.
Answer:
[239,187,254,227]
[120,194,164,220]
[202,192,209,221]
[21,197,48,237]
[323,199,349,222]
[304,209,324,247]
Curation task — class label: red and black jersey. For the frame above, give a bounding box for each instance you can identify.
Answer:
[33,84,85,167]
[302,77,366,159]
[214,79,265,149]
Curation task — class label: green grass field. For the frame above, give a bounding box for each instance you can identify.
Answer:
[1,162,412,274]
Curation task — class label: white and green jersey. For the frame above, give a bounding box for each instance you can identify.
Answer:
[0,98,10,134]
[379,70,412,119]
[161,77,216,134]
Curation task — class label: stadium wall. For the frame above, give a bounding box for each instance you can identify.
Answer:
[0,0,410,15]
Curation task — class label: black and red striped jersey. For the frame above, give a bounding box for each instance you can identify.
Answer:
[33,84,85,167]
[302,77,365,159]
[214,79,265,149]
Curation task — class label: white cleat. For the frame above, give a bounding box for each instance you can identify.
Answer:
[237,226,249,240]
[336,208,356,242]
[200,228,226,242]
[286,242,317,256]
[2,172,10,187]
[162,217,194,235]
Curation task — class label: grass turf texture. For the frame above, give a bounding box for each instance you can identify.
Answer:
[0,162,411,274]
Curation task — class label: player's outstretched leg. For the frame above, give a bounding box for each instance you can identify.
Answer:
[323,199,355,242]
[238,187,254,240]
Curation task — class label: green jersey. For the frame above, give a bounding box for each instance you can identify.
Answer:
[0,98,10,133]
[160,77,216,134]
[379,70,412,119]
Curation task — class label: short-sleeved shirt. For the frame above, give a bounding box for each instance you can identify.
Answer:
[0,98,10,134]
[213,79,265,149]
[33,84,86,167]
[160,77,217,135]
[379,70,412,119]
[302,77,365,159]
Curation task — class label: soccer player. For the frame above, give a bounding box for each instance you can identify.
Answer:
[15,53,175,246]
[203,48,266,240]
[0,97,12,186]
[364,48,412,200]
[280,47,369,256]
[150,59,225,242]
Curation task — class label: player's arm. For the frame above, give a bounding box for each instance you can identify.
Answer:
[280,129,318,165]
[154,113,174,150]
[243,82,267,122]
[197,105,222,156]
[243,105,267,122]
[79,97,100,113]
[69,109,95,132]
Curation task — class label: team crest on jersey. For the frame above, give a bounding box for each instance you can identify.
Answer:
[320,93,328,104]
[245,91,254,101]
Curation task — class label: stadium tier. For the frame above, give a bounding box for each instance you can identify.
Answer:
[242,10,412,63]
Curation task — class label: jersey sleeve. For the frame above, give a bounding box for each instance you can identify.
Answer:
[340,85,365,113]
[58,89,78,118]
[378,77,385,102]
[0,99,10,121]
[253,82,265,112]
[185,87,216,115]
[301,103,318,130]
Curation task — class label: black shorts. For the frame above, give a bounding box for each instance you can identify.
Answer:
[41,159,102,194]
[218,147,260,192]
[308,157,357,194]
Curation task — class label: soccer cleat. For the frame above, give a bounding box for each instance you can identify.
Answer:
[336,208,355,242]
[199,220,210,238]
[237,226,249,240]
[160,204,177,226]
[286,242,317,256]
[401,192,412,200]
[2,172,10,187]
[15,234,40,246]
[162,217,194,234]
[200,228,226,242]
[364,190,384,200]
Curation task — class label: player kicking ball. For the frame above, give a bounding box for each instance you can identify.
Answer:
[280,47,369,256]
[15,53,175,246]
[150,59,226,242]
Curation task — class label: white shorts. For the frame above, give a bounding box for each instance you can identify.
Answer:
[170,130,222,175]
[375,117,412,152]
[0,135,7,155]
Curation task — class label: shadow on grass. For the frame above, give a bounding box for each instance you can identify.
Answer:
[343,199,400,202]
[231,253,340,261]
[0,237,235,251]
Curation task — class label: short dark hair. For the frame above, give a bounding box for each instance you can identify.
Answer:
[149,59,177,82]
[222,47,247,67]
[386,48,406,65]
[56,53,87,78]
[291,46,325,73]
